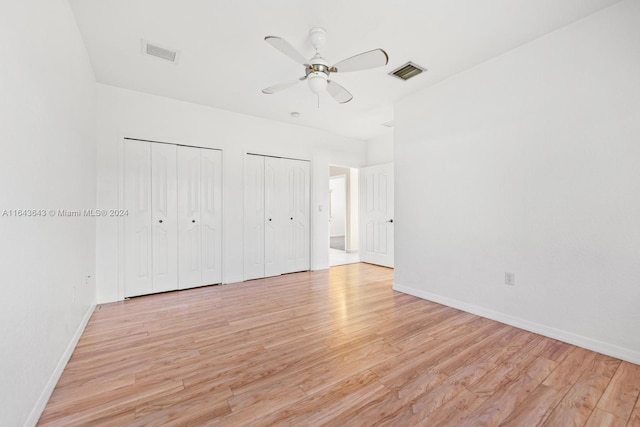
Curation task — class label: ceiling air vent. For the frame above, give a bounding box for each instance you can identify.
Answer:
[142,40,180,64]
[389,62,426,81]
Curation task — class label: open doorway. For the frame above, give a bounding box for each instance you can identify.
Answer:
[329,165,360,266]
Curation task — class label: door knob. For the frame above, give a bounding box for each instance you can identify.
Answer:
[290,217,293,220]
[386,219,394,223]
[159,219,163,223]
[192,220,196,223]
[268,218,272,221]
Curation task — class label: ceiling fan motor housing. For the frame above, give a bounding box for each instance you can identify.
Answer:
[309,27,327,50]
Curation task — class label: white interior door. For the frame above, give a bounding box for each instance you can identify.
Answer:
[177,145,202,289]
[151,143,178,293]
[124,140,152,297]
[244,154,265,280]
[270,157,310,275]
[264,157,281,277]
[200,149,222,285]
[360,163,394,268]
[280,158,296,274]
[289,159,310,273]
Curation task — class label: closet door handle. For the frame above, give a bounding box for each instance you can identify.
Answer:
[159,219,163,223]
[290,217,293,220]
[192,220,196,223]
[268,218,272,222]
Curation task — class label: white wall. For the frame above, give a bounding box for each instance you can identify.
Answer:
[329,175,347,237]
[348,168,359,252]
[95,84,366,303]
[329,165,360,252]
[366,132,394,165]
[394,0,640,364]
[0,1,97,426]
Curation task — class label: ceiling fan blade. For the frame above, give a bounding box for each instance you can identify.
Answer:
[331,49,389,73]
[326,80,353,104]
[261,79,303,94]
[264,36,309,66]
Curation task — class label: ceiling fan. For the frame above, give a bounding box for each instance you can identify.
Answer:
[262,27,389,104]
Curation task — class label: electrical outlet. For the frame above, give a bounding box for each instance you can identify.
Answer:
[505,272,515,286]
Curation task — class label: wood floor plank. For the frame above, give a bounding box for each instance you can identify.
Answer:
[37,263,640,426]
[585,408,627,427]
[499,384,564,427]
[454,356,558,427]
[597,361,640,420]
[39,377,184,426]
[424,388,489,426]
[543,372,612,427]
[542,346,598,393]
[236,370,389,427]
[628,399,640,427]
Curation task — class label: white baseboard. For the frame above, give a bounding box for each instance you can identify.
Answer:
[393,282,640,366]
[222,275,244,286]
[25,303,96,426]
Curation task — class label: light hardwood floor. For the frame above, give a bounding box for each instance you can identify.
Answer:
[39,263,640,426]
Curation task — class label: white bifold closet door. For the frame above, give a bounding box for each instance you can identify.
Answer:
[177,146,222,290]
[123,139,221,297]
[279,158,310,274]
[244,155,265,281]
[244,154,310,281]
[124,141,178,297]
[151,143,179,292]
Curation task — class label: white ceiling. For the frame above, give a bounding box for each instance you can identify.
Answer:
[68,0,620,141]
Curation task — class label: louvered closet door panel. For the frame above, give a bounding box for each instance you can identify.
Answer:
[177,145,202,289]
[200,149,222,285]
[264,157,282,278]
[151,143,178,293]
[243,155,265,280]
[124,140,153,297]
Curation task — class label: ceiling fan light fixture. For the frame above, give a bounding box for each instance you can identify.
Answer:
[307,72,327,94]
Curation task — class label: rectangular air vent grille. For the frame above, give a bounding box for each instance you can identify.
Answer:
[389,62,426,81]
[142,40,179,63]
